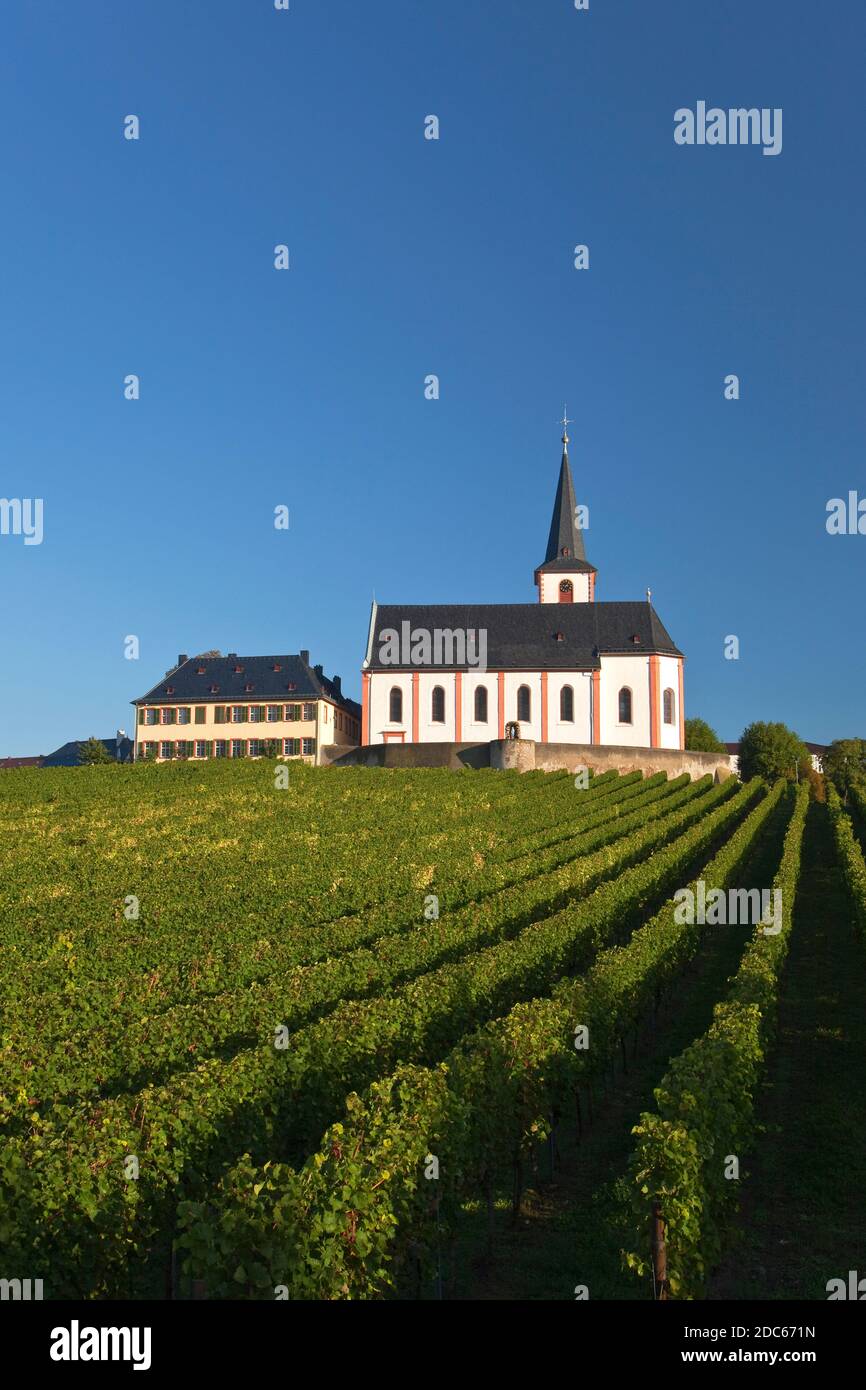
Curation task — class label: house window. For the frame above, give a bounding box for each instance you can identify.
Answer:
[431,686,445,723]
[517,685,531,722]
[194,740,207,758]
[213,740,227,758]
[560,685,574,722]
[145,709,157,725]
[302,703,316,721]
[559,579,573,604]
[285,704,301,721]
[283,738,300,756]
[663,688,675,724]
[160,708,174,725]
[230,739,244,758]
[618,687,633,724]
[474,686,488,722]
[249,706,262,723]
[267,705,281,722]
[302,738,316,756]
[159,741,172,759]
[178,708,191,725]
[389,687,403,722]
[231,706,246,723]
[248,739,262,757]
[194,707,206,724]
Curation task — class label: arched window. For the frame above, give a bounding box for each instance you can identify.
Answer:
[559,579,573,604]
[618,687,633,724]
[431,685,445,723]
[389,687,403,722]
[560,685,574,722]
[663,688,675,725]
[517,685,531,722]
[474,685,488,723]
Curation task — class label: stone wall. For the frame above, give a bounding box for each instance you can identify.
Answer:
[324,739,733,781]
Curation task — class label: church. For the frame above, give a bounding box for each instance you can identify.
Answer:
[360,424,685,752]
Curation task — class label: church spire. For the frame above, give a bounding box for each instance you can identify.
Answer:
[534,414,597,603]
[544,410,587,565]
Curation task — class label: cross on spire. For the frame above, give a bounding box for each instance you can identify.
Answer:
[559,405,573,447]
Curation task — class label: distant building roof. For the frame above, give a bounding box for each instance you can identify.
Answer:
[0,755,45,769]
[42,737,134,768]
[132,653,359,716]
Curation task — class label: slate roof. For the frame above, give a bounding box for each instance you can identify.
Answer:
[536,447,595,575]
[132,654,359,715]
[365,601,682,671]
[42,737,135,767]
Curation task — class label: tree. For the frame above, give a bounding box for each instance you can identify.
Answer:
[822,738,866,796]
[684,717,727,754]
[737,721,808,784]
[78,737,114,766]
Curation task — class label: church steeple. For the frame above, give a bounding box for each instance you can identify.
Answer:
[534,412,597,603]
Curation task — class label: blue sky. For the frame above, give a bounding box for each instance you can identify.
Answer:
[1,0,863,754]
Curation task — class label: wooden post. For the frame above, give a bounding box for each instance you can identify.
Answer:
[651,1203,668,1301]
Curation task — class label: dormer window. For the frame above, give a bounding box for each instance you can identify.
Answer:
[234,664,243,674]
[554,631,565,642]
[166,686,175,695]
[286,682,297,692]
[244,683,253,692]
[197,666,206,675]
[272,663,282,672]
[630,634,641,645]
[210,684,220,694]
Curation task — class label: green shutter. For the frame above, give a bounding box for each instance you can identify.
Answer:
[215,707,224,724]
[195,706,205,724]
[137,708,145,726]
[168,708,176,725]
[259,705,266,721]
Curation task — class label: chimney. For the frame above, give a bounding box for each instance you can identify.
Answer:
[227,653,238,661]
[332,675,342,695]
[314,663,323,679]
[178,653,188,667]
[300,649,310,665]
[116,729,126,760]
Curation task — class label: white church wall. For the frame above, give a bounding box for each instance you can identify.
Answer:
[659,655,682,750]
[599,655,652,746]
[547,671,593,743]
[417,671,457,742]
[462,672,496,739]
[369,672,412,743]
[502,672,543,741]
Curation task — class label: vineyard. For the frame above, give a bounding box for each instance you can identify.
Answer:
[1,761,864,1300]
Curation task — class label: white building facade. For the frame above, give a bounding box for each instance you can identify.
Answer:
[361,432,685,751]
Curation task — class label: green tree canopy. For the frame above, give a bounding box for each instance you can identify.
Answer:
[684,717,727,754]
[737,721,808,784]
[822,738,866,795]
[78,737,114,766]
